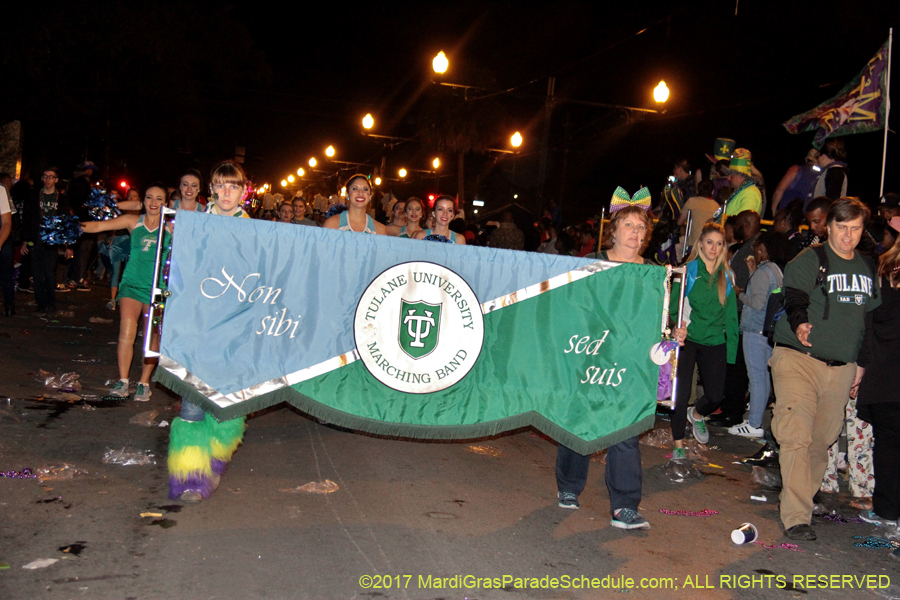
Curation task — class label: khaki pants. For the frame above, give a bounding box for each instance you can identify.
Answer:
[770,346,856,529]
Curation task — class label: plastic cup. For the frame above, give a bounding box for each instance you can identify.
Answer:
[731,522,758,544]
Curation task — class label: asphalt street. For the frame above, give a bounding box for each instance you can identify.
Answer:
[1,284,898,600]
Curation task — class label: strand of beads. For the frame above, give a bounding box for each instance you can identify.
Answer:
[658,508,719,517]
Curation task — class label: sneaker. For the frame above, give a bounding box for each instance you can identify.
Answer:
[108,379,129,398]
[688,409,709,444]
[785,524,816,540]
[672,447,687,460]
[179,490,203,503]
[859,509,898,527]
[133,383,151,402]
[557,491,579,510]
[611,508,650,530]
[885,524,900,541]
[18,285,34,294]
[56,284,70,293]
[74,282,90,292]
[728,421,764,438]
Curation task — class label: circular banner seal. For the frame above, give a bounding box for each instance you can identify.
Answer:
[354,261,484,394]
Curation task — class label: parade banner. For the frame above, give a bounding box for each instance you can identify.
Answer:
[783,38,889,148]
[154,212,666,454]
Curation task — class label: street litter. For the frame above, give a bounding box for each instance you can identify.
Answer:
[0,468,37,479]
[640,428,672,448]
[22,558,59,569]
[706,463,724,469]
[466,445,505,457]
[35,464,86,482]
[158,420,169,427]
[46,392,81,401]
[88,317,114,324]
[140,512,163,518]
[71,358,102,363]
[102,447,156,466]
[751,465,781,489]
[750,495,768,502]
[40,370,81,392]
[280,479,339,494]
[664,459,704,483]
[129,410,159,427]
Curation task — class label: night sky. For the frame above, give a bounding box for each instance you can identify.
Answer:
[5,0,900,220]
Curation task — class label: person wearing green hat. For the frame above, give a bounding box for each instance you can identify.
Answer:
[720,148,762,218]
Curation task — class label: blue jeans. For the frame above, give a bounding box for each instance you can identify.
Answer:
[180,397,206,422]
[556,436,642,515]
[743,332,772,429]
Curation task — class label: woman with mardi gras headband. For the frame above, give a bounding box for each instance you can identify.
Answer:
[556,187,652,531]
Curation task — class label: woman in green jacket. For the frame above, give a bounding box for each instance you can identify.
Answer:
[670,222,739,458]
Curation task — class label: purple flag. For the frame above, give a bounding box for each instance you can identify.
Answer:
[784,38,889,148]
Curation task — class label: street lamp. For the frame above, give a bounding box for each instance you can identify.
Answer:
[325,145,336,158]
[297,167,305,177]
[287,174,295,183]
[432,51,448,74]
[653,81,669,103]
[309,157,317,168]
[280,179,288,187]
[511,131,523,148]
[362,114,374,130]
[432,158,441,170]
[374,176,382,186]
[399,168,408,178]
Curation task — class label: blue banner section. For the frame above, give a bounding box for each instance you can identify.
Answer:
[161,212,597,395]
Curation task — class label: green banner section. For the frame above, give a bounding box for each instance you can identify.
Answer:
[292,263,663,454]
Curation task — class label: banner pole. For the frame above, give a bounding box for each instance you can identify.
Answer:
[682,210,692,261]
[668,266,687,410]
[881,28,893,197]
[143,207,175,359]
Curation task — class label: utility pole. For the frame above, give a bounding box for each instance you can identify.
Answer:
[537,77,555,209]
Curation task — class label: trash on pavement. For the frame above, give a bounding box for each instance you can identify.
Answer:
[88,317,114,324]
[129,410,159,427]
[22,558,59,569]
[35,464,86,482]
[280,479,339,494]
[751,465,781,489]
[640,428,672,448]
[40,370,82,392]
[101,447,156,466]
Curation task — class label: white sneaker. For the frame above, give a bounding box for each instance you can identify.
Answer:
[728,421,764,438]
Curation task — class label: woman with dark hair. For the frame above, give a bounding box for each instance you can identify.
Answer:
[412,196,465,244]
[399,197,425,239]
[556,196,654,530]
[324,175,386,235]
[728,230,788,438]
[856,217,900,553]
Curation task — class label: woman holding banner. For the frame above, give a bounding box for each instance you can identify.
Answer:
[556,193,653,530]
[324,174,387,235]
[413,195,465,244]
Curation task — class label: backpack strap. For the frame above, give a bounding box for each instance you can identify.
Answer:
[811,244,830,320]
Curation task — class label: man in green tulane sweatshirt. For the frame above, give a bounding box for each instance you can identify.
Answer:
[770,197,879,541]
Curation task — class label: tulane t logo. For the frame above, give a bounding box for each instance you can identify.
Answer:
[399,299,442,359]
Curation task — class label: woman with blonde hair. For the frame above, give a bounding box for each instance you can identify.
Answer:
[670,222,739,458]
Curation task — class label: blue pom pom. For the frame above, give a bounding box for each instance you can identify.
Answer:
[84,189,122,221]
[325,203,348,219]
[40,215,83,245]
[423,234,453,243]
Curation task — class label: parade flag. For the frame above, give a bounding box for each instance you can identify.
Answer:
[783,38,890,148]
[154,212,666,454]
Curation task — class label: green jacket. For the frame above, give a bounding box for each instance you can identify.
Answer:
[670,259,739,363]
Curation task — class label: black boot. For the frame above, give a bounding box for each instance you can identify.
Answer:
[741,441,779,467]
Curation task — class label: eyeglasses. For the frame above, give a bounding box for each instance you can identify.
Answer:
[41,175,58,180]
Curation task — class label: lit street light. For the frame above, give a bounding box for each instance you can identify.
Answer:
[280,179,288,187]
[362,114,374,130]
[297,168,305,177]
[325,145,336,157]
[309,157,317,168]
[432,158,440,170]
[399,168,408,178]
[653,81,669,103]
[432,51,448,74]
[510,131,523,148]
[374,177,382,186]
[287,175,295,183]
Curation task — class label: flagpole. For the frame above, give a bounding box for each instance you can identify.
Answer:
[880,28,892,197]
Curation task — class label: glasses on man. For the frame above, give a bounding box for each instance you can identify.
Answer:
[41,175,58,180]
